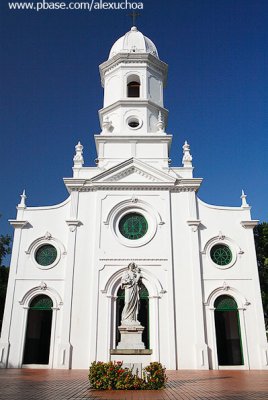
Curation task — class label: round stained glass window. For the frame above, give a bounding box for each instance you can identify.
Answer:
[119,213,148,240]
[210,244,232,266]
[35,244,57,266]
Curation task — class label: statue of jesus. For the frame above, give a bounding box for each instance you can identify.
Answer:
[121,263,141,325]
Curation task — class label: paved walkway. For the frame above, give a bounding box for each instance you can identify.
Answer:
[0,369,267,400]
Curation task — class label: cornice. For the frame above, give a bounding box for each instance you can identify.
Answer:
[98,99,169,118]
[95,134,172,142]
[99,258,168,261]
[240,220,259,229]
[63,180,202,193]
[9,220,29,229]
[66,219,82,232]
[187,219,201,232]
[99,53,168,86]
[90,157,176,183]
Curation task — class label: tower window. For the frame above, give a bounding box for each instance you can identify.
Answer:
[128,120,139,128]
[127,81,140,97]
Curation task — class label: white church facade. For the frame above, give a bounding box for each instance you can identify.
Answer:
[0,26,267,371]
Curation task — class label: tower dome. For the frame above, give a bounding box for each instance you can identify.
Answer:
[108,26,159,59]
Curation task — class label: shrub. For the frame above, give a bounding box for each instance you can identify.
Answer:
[88,361,167,390]
[143,362,167,390]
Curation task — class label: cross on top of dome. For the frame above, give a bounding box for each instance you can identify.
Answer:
[128,11,140,27]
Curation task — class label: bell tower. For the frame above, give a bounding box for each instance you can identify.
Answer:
[95,26,172,170]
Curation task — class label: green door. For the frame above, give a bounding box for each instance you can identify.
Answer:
[23,295,53,365]
[214,295,244,366]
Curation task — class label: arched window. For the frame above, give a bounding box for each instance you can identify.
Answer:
[127,75,140,98]
[23,295,53,365]
[127,81,140,97]
[214,295,244,366]
[116,282,149,348]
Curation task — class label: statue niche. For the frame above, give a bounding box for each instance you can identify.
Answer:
[117,263,145,350]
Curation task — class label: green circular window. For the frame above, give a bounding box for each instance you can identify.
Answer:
[210,244,232,266]
[35,244,57,266]
[119,213,148,240]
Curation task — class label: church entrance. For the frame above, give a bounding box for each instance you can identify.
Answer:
[214,295,244,366]
[23,295,53,365]
[116,283,149,348]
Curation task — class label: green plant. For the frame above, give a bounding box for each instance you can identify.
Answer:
[88,361,167,390]
[143,362,167,389]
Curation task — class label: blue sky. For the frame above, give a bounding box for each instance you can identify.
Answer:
[0,0,267,247]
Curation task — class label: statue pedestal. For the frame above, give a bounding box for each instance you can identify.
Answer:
[117,325,145,350]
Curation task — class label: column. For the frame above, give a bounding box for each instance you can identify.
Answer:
[0,220,28,368]
[57,191,81,368]
[187,190,209,369]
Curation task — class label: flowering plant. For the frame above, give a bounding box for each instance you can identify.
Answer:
[143,362,167,390]
[88,361,167,390]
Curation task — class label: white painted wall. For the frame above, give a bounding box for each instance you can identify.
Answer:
[1,27,267,372]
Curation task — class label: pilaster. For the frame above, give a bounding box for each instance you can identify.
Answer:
[0,220,28,368]
[241,220,268,368]
[187,191,209,369]
[57,191,81,368]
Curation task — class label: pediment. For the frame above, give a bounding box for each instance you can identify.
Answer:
[91,158,177,184]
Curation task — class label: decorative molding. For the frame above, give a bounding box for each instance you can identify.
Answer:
[39,281,47,290]
[91,157,176,184]
[241,220,259,229]
[101,266,164,298]
[222,281,230,291]
[99,52,168,86]
[156,111,165,133]
[131,194,138,203]
[202,235,240,269]
[66,185,201,193]
[105,166,159,183]
[25,235,65,271]
[44,231,52,240]
[65,219,82,232]
[19,285,63,309]
[205,285,249,309]
[63,159,202,193]
[99,258,168,261]
[187,220,201,232]
[9,220,29,229]
[218,231,225,240]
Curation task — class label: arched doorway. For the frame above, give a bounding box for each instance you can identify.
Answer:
[214,295,244,366]
[23,295,53,365]
[116,282,149,348]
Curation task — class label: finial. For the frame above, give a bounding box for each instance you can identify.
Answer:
[73,141,84,168]
[156,111,165,133]
[241,189,250,208]
[102,116,112,133]
[182,140,193,167]
[128,11,140,27]
[17,190,27,209]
